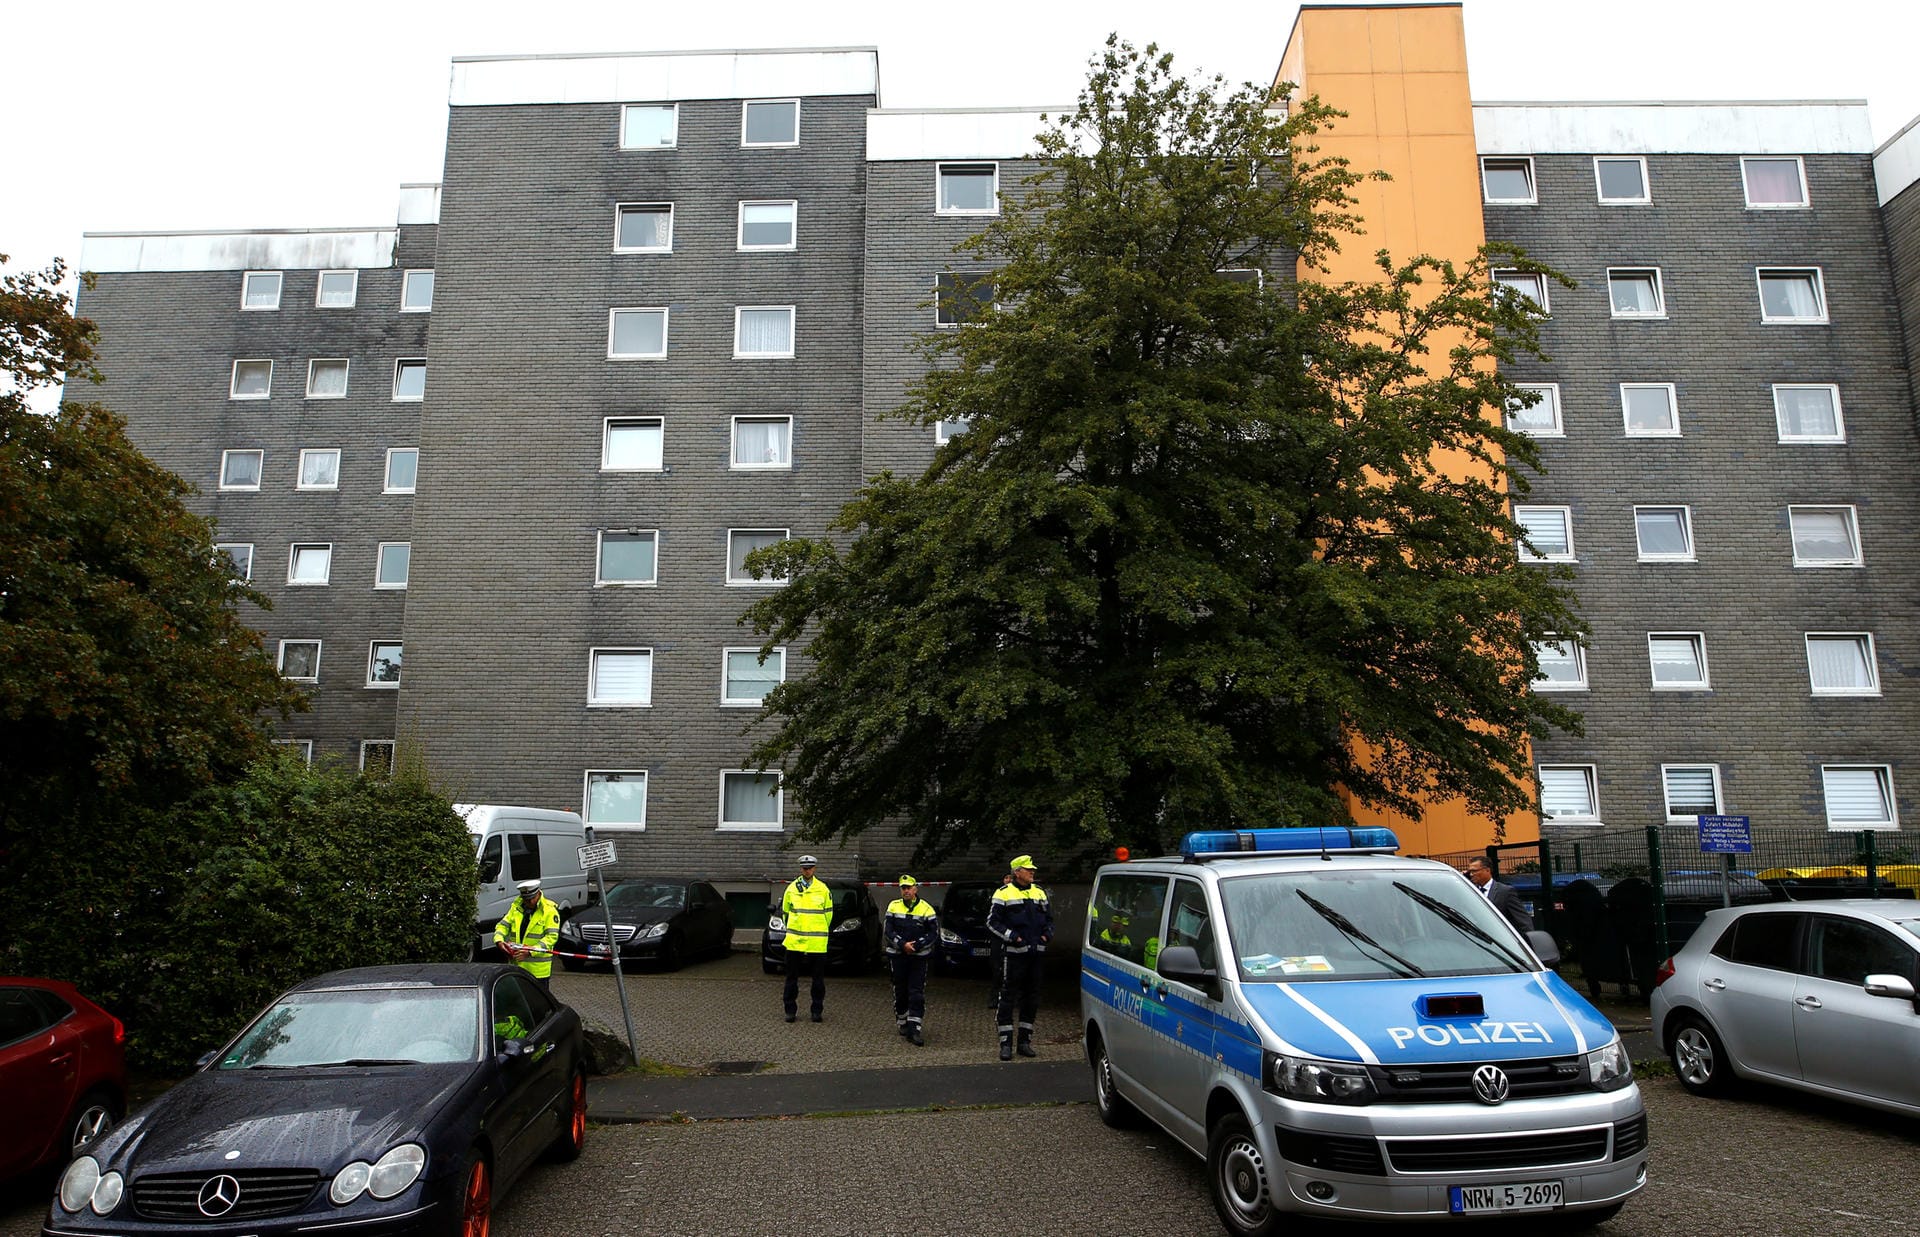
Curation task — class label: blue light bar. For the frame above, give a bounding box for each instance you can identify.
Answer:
[1179,827,1401,862]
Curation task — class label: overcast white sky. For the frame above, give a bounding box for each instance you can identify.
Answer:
[5,0,1919,276]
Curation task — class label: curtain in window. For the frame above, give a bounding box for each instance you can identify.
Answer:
[593,652,652,703]
[1649,637,1703,683]
[1777,388,1837,437]
[225,454,261,486]
[309,363,348,397]
[734,419,790,464]
[283,645,319,678]
[730,532,783,577]
[1622,387,1674,432]
[1515,509,1568,555]
[620,209,669,249]
[737,309,792,354]
[234,364,270,396]
[302,453,340,487]
[1610,275,1660,314]
[589,774,647,824]
[1746,159,1803,204]
[1635,510,1688,555]
[245,276,280,308]
[1665,767,1717,816]
[1761,274,1821,319]
[1809,638,1872,690]
[726,652,782,700]
[1792,510,1854,560]
[1823,769,1891,825]
[1533,640,1579,685]
[1508,389,1555,432]
[723,773,780,823]
[1539,769,1594,817]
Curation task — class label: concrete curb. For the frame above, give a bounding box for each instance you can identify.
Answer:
[587,1059,1088,1122]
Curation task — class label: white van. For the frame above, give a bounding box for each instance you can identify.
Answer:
[462,804,593,957]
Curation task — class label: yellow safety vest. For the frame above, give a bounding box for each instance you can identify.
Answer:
[781,877,834,955]
[495,895,562,980]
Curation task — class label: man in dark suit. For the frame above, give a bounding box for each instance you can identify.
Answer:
[1465,858,1535,934]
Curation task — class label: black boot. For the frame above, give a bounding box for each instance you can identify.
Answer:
[909,1028,925,1046]
[1017,1034,1037,1058]
[999,1039,1013,1061]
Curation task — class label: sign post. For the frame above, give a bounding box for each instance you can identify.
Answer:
[580,831,638,1065]
[1697,815,1753,909]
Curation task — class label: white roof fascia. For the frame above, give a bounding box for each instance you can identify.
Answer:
[1873,113,1920,206]
[450,47,879,107]
[1473,102,1874,156]
[867,108,1057,161]
[79,229,396,273]
[397,184,442,225]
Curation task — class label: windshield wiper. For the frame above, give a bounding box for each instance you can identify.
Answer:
[1294,890,1427,978]
[304,1058,421,1068]
[1391,881,1532,972]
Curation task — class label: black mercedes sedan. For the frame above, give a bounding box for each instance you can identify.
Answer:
[759,880,881,974]
[556,877,734,971]
[46,964,583,1237]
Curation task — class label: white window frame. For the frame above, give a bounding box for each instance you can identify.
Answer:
[1805,632,1880,697]
[278,639,322,683]
[275,738,315,765]
[392,358,427,401]
[619,103,678,150]
[1633,505,1695,562]
[730,415,793,470]
[359,740,396,774]
[1788,504,1863,568]
[1772,383,1845,444]
[1741,155,1809,210]
[587,647,654,708]
[1821,765,1896,831]
[584,770,649,830]
[383,447,418,494]
[601,418,665,472]
[740,98,801,148]
[218,449,263,492]
[1647,631,1711,691]
[1538,765,1600,824]
[936,162,999,216]
[1480,156,1537,205]
[315,269,359,309]
[595,529,659,587]
[1506,383,1563,437]
[287,543,333,587]
[374,542,410,590]
[613,202,674,254]
[1619,382,1680,438]
[304,358,349,400]
[1513,505,1574,563]
[296,448,341,492]
[733,306,795,359]
[934,416,973,445]
[736,200,798,252]
[241,271,282,311]
[607,308,670,360]
[400,270,433,313]
[229,359,272,400]
[1531,638,1587,693]
[1606,267,1667,320]
[1492,269,1549,315]
[721,646,787,707]
[1756,266,1828,324]
[1661,764,1724,823]
[727,528,790,586]
[366,640,403,689]
[718,769,784,831]
[214,542,254,582]
[1593,156,1651,205]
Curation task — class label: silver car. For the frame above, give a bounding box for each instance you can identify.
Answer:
[1649,900,1920,1116]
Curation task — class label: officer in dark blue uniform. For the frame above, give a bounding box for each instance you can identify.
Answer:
[987,854,1052,1060]
[884,875,939,1045]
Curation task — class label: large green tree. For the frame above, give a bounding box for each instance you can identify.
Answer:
[744,40,1582,865]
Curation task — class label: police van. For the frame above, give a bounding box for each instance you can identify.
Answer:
[1081,828,1646,1233]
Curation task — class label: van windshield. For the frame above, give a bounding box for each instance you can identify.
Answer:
[1219,868,1534,983]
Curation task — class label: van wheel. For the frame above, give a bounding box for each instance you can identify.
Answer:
[1089,1031,1137,1128]
[1670,1014,1734,1096]
[1208,1109,1281,1236]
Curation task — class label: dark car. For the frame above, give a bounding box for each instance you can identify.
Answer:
[557,878,734,971]
[48,964,583,1237]
[933,882,1002,973]
[760,880,881,974]
[0,978,125,1182]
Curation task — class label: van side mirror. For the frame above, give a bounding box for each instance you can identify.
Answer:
[1158,945,1220,996]
[1864,973,1916,1002]
[1526,930,1562,971]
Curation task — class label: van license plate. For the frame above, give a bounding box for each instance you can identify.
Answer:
[1449,1181,1562,1214]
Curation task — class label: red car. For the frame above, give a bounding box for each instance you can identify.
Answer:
[0,978,126,1181]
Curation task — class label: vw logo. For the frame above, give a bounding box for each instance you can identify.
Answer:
[197,1174,242,1217]
[1471,1064,1511,1105]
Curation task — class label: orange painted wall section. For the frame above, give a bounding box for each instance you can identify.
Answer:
[1277,4,1540,856]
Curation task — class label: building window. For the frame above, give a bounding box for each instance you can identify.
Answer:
[1620,383,1679,437]
[1648,632,1710,690]
[1531,638,1587,692]
[597,530,658,586]
[585,770,649,828]
[296,449,341,491]
[392,359,427,401]
[241,271,282,310]
[614,203,672,253]
[1662,765,1723,821]
[1757,268,1827,323]
[1806,633,1878,696]
[1821,765,1895,830]
[737,200,797,251]
[1492,270,1549,315]
[1480,156,1536,204]
[1633,506,1694,561]
[288,544,332,586]
[935,416,973,445]
[375,542,410,590]
[723,647,786,705]
[360,740,395,775]
[316,270,358,308]
[1538,765,1599,822]
[1773,384,1844,442]
[1594,156,1650,204]
[214,542,253,582]
[384,448,419,493]
[305,358,349,399]
[589,648,653,707]
[608,308,669,359]
[367,640,403,687]
[274,738,315,764]
[620,103,677,150]
[732,416,792,468]
[219,449,263,491]
[401,270,434,312]
[278,639,322,682]
[602,418,664,471]
[734,306,794,358]
[1513,506,1573,562]
[720,770,783,830]
[742,99,800,146]
[1607,268,1665,319]
[1789,505,1862,567]
[937,163,998,214]
[1506,384,1562,436]
[727,529,790,585]
[230,360,272,400]
[934,272,997,327]
[1742,156,1808,209]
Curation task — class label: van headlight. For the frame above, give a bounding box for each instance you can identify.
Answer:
[1586,1039,1633,1091]
[1264,1051,1376,1105]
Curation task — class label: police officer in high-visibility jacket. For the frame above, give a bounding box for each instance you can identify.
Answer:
[495,878,561,990]
[884,876,938,1046]
[781,855,834,1023]
[987,855,1053,1060]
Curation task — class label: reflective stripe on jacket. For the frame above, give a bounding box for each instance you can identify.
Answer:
[987,883,1052,954]
[884,897,938,956]
[781,877,834,955]
[495,895,562,980]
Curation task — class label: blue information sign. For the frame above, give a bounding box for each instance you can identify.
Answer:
[1697,815,1753,854]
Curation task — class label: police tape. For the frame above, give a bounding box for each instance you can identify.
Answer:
[496,945,616,961]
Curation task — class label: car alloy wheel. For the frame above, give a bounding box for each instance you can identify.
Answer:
[550,1072,587,1162]
[67,1098,115,1155]
[459,1155,491,1237]
[1671,1015,1732,1096]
